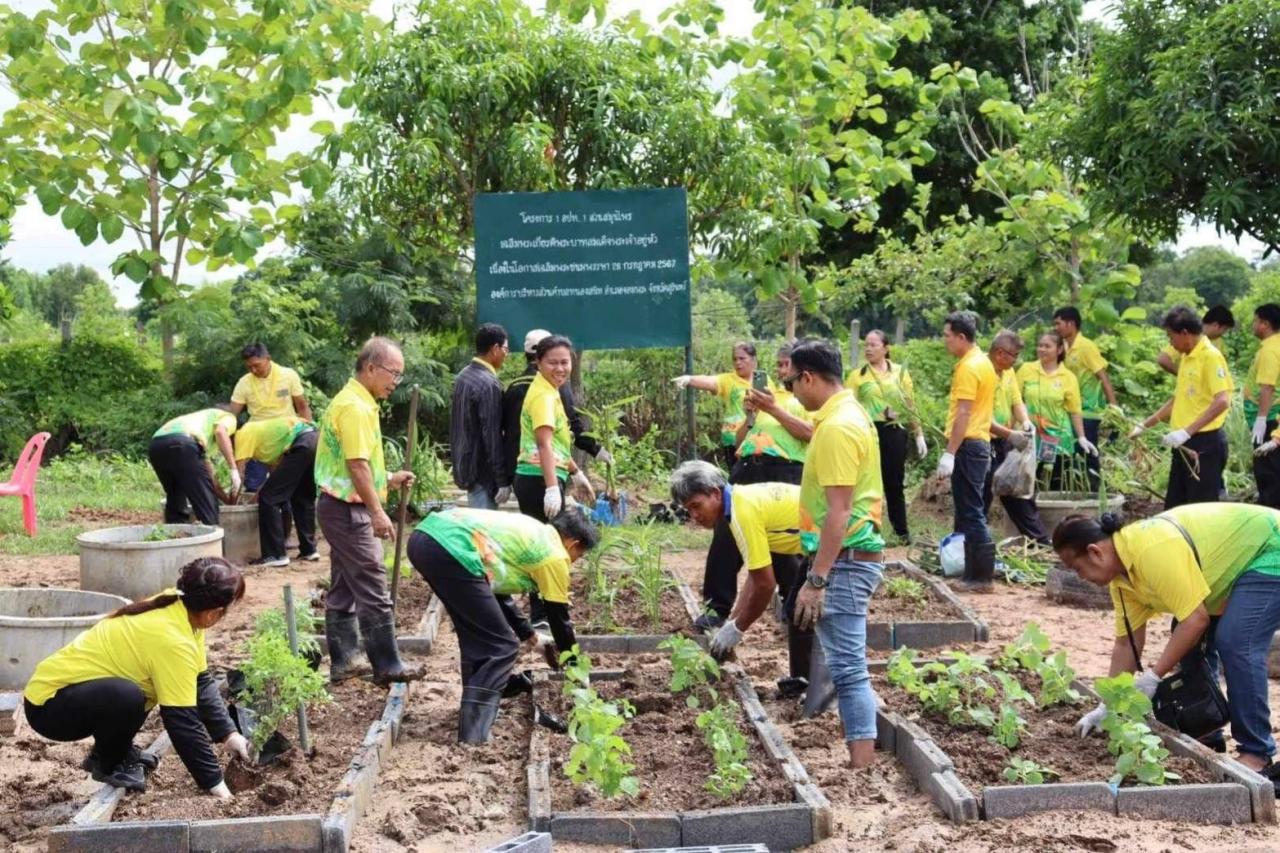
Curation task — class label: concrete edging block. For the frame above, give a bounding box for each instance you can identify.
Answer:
[874,707,897,754]
[926,771,980,824]
[48,819,190,852]
[484,832,553,853]
[1116,783,1253,824]
[893,716,953,783]
[189,814,323,853]
[680,802,813,848]
[866,621,893,650]
[982,783,1115,819]
[549,812,682,847]
[892,621,977,649]
[880,560,989,649]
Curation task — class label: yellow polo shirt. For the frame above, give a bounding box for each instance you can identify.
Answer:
[993,367,1023,428]
[314,378,386,502]
[727,482,804,571]
[516,372,572,479]
[153,408,237,450]
[1244,335,1280,422]
[715,372,753,447]
[1171,336,1231,432]
[798,389,884,554]
[231,363,304,421]
[418,509,571,603]
[1064,334,1108,418]
[234,417,313,465]
[1110,504,1280,636]
[25,592,206,709]
[945,348,997,442]
[1163,340,1233,389]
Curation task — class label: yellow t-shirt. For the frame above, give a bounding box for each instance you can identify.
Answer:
[234,416,313,465]
[1110,504,1280,637]
[993,367,1023,428]
[846,362,916,424]
[714,372,753,447]
[231,363,304,421]
[1064,333,1108,418]
[798,389,884,554]
[1171,336,1231,432]
[727,482,804,571]
[516,372,572,479]
[25,593,206,708]
[945,348,997,442]
[314,378,386,502]
[1244,335,1280,422]
[153,409,237,450]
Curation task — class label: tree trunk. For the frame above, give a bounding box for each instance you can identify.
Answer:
[161,317,175,374]
[784,289,798,341]
[894,316,905,345]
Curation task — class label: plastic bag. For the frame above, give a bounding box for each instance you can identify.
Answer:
[993,444,1036,500]
[939,533,966,577]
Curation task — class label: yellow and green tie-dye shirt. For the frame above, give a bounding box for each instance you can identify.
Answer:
[315,378,386,503]
[736,388,811,463]
[798,389,884,554]
[1017,361,1082,456]
[418,508,572,603]
[153,408,237,450]
[233,416,314,465]
[516,372,572,480]
[714,372,753,447]
[846,362,916,425]
[993,368,1023,429]
[1064,333,1108,419]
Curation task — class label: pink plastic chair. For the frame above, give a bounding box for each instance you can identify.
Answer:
[0,432,52,536]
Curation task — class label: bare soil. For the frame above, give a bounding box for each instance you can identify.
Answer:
[571,572,693,635]
[868,568,966,623]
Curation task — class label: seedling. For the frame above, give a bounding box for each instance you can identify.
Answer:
[697,700,752,798]
[883,575,927,608]
[238,610,331,753]
[660,634,721,706]
[578,395,639,499]
[989,701,1027,749]
[560,646,639,798]
[617,524,676,631]
[142,524,172,542]
[1096,673,1178,786]
[1003,757,1058,785]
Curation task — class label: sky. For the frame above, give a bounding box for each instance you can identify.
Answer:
[0,0,1267,307]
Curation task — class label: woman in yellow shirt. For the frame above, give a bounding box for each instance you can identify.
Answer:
[673,342,757,471]
[24,558,249,796]
[1016,333,1097,491]
[513,334,593,522]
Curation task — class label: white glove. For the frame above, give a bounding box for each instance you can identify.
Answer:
[915,434,927,457]
[1019,420,1034,433]
[935,452,955,479]
[1161,429,1191,448]
[208,780,234,800]
[1007,430,1029,451]
[494,486,512,506]
[1077,436,1099,457]
[672,375,692,389]
[223,731,251,763]
[543,486,562,518]
[1256,440,1278,457]
[1076,702,1107,737]
[709,620,745,659]
[229,469,242,496]
[571,469,594,500]
[1128,424,1146,440]
[1134,670,1161,699]
[595,447,614,465]
[1253,416,1269,446]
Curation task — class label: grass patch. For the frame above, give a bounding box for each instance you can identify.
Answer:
[0,451,161,556]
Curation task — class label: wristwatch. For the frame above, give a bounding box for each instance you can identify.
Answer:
[804,571,829,590]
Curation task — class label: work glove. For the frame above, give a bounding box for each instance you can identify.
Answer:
[1134,670,1161,699]
[1256,440,1279,457]
[672,375,693,389]
[935,452,955,479]
[208,780,234,800]
[1161,429,1191,449]
[1019,420,1034,434]
[1253,416,1269,446]
[1077,436,1099,457]
[1007,430,1030,451]
[1127,424,1146,440]
[494,486,512,506]
[595,447,614,465]
[915,434,928,458]
[229,469,242,499]
[223,731,251,763]
[571,469,594,501]
[543,487,563,518]
[709,620,745,661]
[1076,702,1107,737]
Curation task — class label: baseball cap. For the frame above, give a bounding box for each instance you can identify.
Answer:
[523,329,552,354]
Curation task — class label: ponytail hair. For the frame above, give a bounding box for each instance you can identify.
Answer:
[110,557,246,618]
[1051,511,1127,553]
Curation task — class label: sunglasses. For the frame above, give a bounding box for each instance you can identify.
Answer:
[781,371,806,391]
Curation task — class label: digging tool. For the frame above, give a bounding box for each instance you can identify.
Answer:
[390,384,420,611]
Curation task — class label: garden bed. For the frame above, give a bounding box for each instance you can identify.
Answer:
[864,561,989,651]
[573,564,705,655]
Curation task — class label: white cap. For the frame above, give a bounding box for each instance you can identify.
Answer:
[523,329,552,354]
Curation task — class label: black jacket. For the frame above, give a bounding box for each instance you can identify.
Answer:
[501,362,601,480]
[450,360,509,491]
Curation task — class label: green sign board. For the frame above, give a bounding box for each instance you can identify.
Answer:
[475,188,691,350]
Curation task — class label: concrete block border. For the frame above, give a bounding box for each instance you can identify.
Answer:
[49,683,415,852]
[869,560,990,650]
[576,570,704,654]
[317,592,443,656]
[484,831,553,853]
[526,666,832,847]
[872,665,1275,825]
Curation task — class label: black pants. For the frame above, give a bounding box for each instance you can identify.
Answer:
[258,431,317,558]
[1082,418,1102,491]
[409,531,519,693]
[983,438,1049,544]
[1256,419,1280,509]
[875,422,910,537]
[719,446,738,473]
[1165,429,1227,509]
[952,438,992,545]
[25,679,147,768]
[513,474,565,623]
[701,458,802,617]
[149,434,219,525]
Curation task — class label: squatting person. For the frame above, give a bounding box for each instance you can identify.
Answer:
[149,406,240,526]
[233,416,319,567]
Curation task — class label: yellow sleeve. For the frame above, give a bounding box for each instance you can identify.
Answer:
[952,360,979,402]
[1111,585,1156,637]
[151,642,201,707]
[1205,352,1231,397]
[335,403,376,461]
[1009,375,1024,409]
[1259,346,1280,387]
[217,413,237,437]
[230,375,250,405]
[1064,373,1082,415]
[527,557,571,604]
[813,423,861,487]
[285,367,304,397]
[715,373,734,399]
[1080,340,1107,374]
[529,388,559,432]
[729,498,771,571]
[1113,536,1210,636]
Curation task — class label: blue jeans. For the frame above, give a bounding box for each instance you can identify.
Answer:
[815,559,883,742]
[467,484,497,510]
[1213,570,1280,759]
[951,439,991,545]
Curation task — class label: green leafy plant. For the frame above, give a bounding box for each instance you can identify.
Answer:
[697,700,752,799]
[989,701,1028,749]
[383,433,450,508]
[619,525,676,631]
[1003,757,1058,785]
[1096,673,1179,786]
[1036,651,1082,708]
[254,606,322,658]
[660,634,721,706]
[578,394,639,498]
[883,575,927,608]
[238,612,331,753]
[142,524,172,542]
[560,646,639,798]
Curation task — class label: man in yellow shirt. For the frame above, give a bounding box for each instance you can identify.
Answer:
[1157,306,1234,376]
[1247,304,1280,509]
[230,343,313,496]
[315,337,421,687]
[787,339,884,767]
[1130,306,1231,509]
[234,417,319,566]
[1054,306,1117,490]
[148,407,240,525]
[937,311,998,592]
[984,330,1049,544]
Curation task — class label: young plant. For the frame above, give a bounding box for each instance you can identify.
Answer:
[620,525,676,631]
[142,524,172,542]
[1036,651,1082,708]
[1096,673,1179,786]
[578,395,639,499]
[989,701,1028,749]
[254,606,322,658]
[883,575,927,608]
[697,700,753,799]
[560,646,639,798]
[660,634,721,706]
[238,625,331,753]
[1003,757,1058,785]
[997,623,1052,672]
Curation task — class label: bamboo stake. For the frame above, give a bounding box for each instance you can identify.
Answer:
[282,584,311,755]
[390,384,420,610]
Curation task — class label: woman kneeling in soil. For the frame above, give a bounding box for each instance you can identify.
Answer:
[1053,504,1280,772]
[23,558,252,797]
[408,506,600,744]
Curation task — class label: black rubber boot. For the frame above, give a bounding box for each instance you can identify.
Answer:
[359,612,425,687]
[802,640,838,719]
[325,611,370,684]
[960,541,996,593]
[503,671,534,698]
[458,686,501,744]
[778,626,814,698]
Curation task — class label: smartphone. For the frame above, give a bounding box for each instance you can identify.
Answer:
[752,369,768,391]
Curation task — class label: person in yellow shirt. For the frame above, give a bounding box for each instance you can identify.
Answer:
[407,507,600,743]
[983,331,1050,544]
[1054,306,1118,490]
[846,330,927,542]
[1246,304,1280,508]
[1017,333,1097,490]
[672,342,757,471]
[734,342,813,485]
[24,558,250,796]
[148,406,240,525]
[1157,305,1234,376]
[1130,307,1231,509]
[229,343,313,496]
[787,339,884,767]
[315,337,421,687]
[937,311,998,592]
[234,416,319,567]
[1053,504,1280,773]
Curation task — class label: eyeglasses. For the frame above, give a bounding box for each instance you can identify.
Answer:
[373,363,404,382]
[781,372,805,391]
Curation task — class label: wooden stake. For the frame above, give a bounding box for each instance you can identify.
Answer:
[390,384,420,610]
[282,584,311,755]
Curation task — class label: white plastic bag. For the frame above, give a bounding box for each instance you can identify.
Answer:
[993,444,1036,500]
[939,532,966,577]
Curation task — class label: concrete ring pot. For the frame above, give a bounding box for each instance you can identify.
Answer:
[1034,491,1125,534]
[0,587,129,689]
[78,524,224,602]
[218,504,261,564]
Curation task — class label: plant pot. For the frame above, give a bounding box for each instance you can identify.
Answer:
[1031,491,1125,537]
[78,524,224,601]
[0,587,129,689]
[218,503,261,564]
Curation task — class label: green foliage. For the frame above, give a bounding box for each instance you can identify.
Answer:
[989,701,1028,749]
[616,524,675,632]
[382,432,450,510]
[141,525,172,542]
[239,609,332,753]
[560,646,639,798]
[1003,757,1058,785]
[660,634,720,706]
[883,575,927,608]
[253,606,322,658]
[1095,673,1178,786]
[696,700,752,799]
